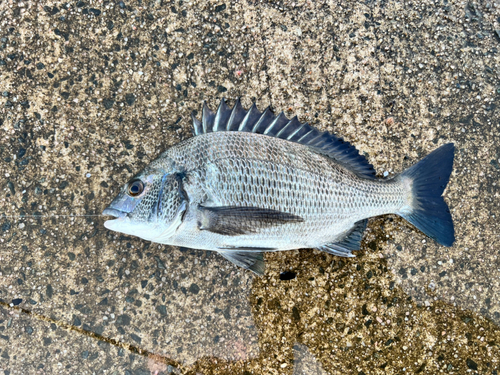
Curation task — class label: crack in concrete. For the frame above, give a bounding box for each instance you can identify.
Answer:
[0,299,184,373]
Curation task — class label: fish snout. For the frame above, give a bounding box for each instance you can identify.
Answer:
[102,207,128,219]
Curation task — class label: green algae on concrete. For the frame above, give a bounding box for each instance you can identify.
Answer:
[1,0,499,374]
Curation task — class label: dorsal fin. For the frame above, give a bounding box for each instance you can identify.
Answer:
[213,99,232,132]
[192,113,203,135]
[202,101,216,133]
[191,98,376,179]
[227,98,247,131]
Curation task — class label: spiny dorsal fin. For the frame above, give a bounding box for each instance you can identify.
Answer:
[213,99,232,132]
[227,98,247,131]
[191,98,376,179]
[192,112,202,135]
[202,101,216,133]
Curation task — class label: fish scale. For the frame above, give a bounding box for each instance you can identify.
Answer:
[103,99,455,275]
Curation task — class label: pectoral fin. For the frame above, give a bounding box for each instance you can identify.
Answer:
[218,250,266,275]
[197,205,303,236]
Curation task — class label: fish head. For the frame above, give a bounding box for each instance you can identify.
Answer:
[103,164,187,243]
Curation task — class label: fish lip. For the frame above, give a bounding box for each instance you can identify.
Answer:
[102,207,128,219]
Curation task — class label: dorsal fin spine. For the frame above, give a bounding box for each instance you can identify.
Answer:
[264,112,287,135]
[202,101,208,133]
[275,116,298,138]
[213,98,231,132]
[303,131,325,145]
[238,103,258,131]
[251,107,271,133]
[191,113,202,135]
[285,123,307,140]
[202,101,214,133]
[213,99,223,132]
[297,129,314,143]
[227,98,240,130]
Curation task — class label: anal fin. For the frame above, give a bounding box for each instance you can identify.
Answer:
[317,219,368,257]
[218,250,266,275]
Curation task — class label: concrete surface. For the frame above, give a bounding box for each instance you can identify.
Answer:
[1,0,499,374]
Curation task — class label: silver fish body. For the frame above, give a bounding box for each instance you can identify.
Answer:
[104,99,455,274]
[162,132,403,250]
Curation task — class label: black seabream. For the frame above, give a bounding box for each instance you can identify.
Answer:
[103,99,455,274]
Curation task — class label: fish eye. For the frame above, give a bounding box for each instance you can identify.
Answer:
[127,180,144,197]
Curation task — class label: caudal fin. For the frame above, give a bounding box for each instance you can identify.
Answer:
[397,143,455,246]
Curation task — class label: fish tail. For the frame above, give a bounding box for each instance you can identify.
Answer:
[396,143,455,246]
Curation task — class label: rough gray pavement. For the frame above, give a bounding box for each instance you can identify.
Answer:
[1,0,499,374]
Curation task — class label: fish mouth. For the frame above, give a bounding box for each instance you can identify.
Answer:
[102,208,128,219]
[103,207,129,231]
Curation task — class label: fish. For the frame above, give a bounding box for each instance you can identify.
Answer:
[103,98,455,275]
